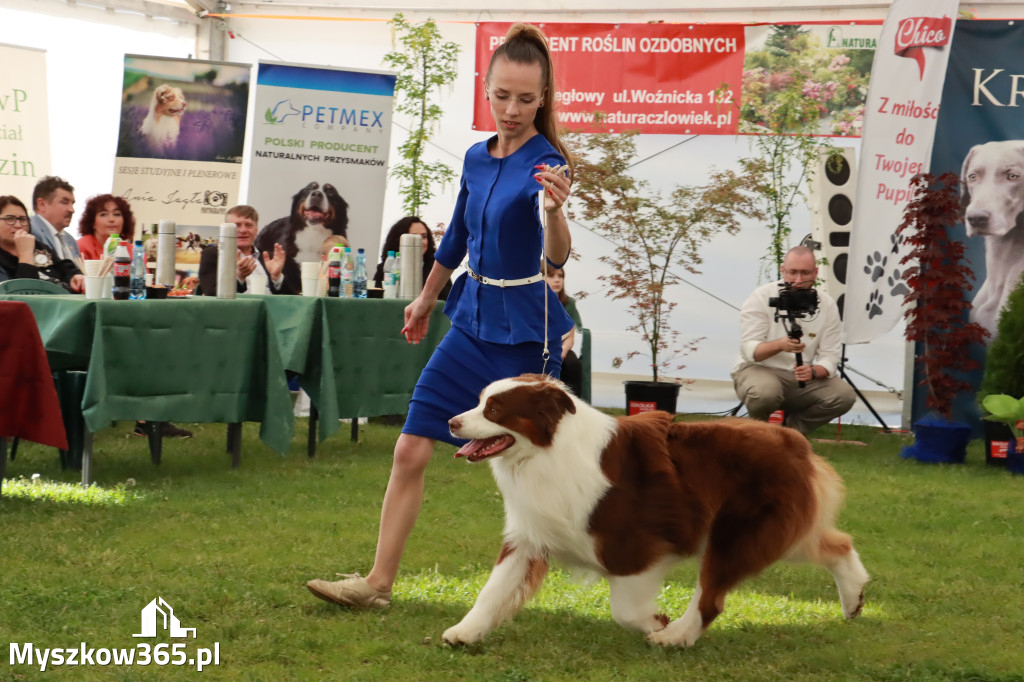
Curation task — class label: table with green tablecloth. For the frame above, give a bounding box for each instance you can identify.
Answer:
[257,295,450,443]
[3,293,451,481]
[1,295,295,482]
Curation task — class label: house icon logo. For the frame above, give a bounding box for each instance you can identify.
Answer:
[133,597,197,638]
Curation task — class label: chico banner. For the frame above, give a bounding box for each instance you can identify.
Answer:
[844,0,958,344]
[911,20,1024,427]
[0,43,52,202]
[474,23,745,135]
[112,55,251,231]
[247,61,395,291]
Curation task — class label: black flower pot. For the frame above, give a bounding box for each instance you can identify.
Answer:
[983,420,1015,467]
[624,380,680,416]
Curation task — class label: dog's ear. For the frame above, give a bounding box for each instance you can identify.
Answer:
[960,145,977,215]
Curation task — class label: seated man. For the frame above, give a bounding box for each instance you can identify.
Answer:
[0,195,84,292]
[196,205,296,296]
[731,245,855,435]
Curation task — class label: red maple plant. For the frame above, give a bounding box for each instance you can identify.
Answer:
[896,172,989,420]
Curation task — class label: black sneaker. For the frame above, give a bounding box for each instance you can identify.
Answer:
[160,423,193,439]
[132,423,148,437]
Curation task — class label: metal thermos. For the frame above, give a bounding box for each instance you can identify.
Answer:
[156,220,177,287]
[216,222,237,299]
[398,233,422,299]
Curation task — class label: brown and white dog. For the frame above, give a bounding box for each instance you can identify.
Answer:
[140,84,187,152]
[961,139,1024,340]
[444,374,868,648]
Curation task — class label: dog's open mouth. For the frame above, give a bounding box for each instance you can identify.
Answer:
[302,208,327,223]
[454,435,515,462]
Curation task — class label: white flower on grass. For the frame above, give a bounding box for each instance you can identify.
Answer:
[31,473,41,485]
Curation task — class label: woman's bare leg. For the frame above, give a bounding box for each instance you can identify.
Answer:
[364,433,435,592]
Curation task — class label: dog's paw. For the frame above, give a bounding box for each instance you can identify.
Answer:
[843,589,866,620]
[647,626,700,648]
[442,623,485,646]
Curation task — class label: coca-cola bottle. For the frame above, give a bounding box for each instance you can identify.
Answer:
[327,246,342,297]
[112,240,131,300]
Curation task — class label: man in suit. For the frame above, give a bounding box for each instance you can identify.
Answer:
[196,205,296,296]
[30,176,80,262]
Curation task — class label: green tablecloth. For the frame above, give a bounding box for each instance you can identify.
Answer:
[2,295,295,453]
[257,295,450,443]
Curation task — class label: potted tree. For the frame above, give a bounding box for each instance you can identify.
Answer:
[382,14,460,215]
[567,128,764,414]
[977,273,1024,466]
[896,172,989,463]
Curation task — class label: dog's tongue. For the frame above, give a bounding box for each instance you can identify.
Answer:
[454,435,514,462]
[303,209,326,221]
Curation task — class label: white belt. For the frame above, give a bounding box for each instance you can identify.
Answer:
[467,266,542,288]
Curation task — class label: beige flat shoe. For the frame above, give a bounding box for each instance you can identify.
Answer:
[306,573,391,609]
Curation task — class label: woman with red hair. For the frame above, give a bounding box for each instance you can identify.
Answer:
[77,194,135,259]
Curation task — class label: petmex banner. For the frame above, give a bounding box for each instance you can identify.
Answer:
[246,61,395,295]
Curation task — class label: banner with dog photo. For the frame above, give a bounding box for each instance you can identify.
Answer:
[0,43,51,203]
[112,55,251,235]
[906,19,1024,428]
[246,61,395,297]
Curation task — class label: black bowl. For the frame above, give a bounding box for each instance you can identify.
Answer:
[145,285,170,300]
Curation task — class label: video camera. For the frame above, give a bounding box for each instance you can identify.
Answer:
[769,282,819,388]
[768,282,819,320]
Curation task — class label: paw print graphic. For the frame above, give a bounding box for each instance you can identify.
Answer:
[889,232,904,255]
[888,269,910,297]
[866,290,884,319]
[864,251,887,282]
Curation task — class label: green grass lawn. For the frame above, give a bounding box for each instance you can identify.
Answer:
[2,417,1023,681]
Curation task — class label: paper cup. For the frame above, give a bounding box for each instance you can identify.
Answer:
[82,260,102,277]
[302,278,320,297]
[84,276,106,300]
[247,274,268,295]
[317,277,328,297]
[300,261,320,279]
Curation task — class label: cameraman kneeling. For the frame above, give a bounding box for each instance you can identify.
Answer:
[731,246,855,435]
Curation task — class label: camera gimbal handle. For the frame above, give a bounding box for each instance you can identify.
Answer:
[787,321,806,389]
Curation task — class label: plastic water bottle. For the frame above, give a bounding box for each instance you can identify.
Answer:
[112,240,131,300]
[341,247,354,298]
[353,248,367,299]
[327,246,342,297]
[130,240,147,300]
[382,250,397,299]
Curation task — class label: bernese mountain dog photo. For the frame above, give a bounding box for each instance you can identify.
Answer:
[443,374,869,648]
[255,181,348,293]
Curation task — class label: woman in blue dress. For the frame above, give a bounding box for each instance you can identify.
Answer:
[307,23,575,609]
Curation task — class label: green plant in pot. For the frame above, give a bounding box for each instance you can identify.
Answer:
[977,273,1024,466]
[896,172,989,463]
[566,127,764,414]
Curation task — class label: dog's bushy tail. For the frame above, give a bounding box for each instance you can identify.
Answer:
[788,455,853,564]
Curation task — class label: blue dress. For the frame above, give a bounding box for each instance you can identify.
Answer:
[403,133,575,445]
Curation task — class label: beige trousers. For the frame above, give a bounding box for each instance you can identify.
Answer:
[732,362,857,435]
